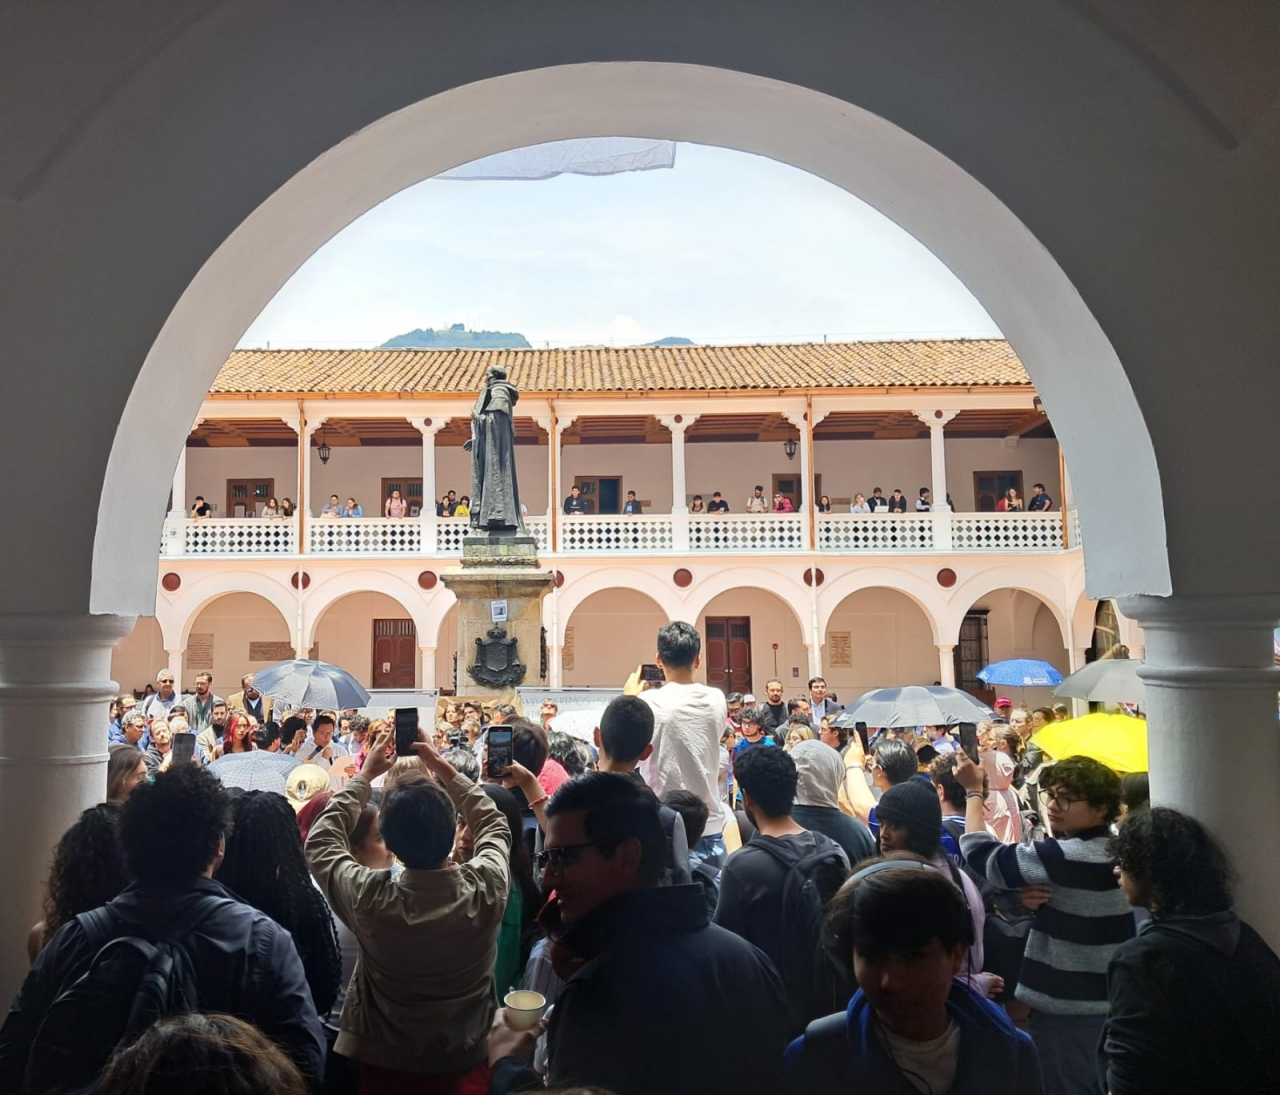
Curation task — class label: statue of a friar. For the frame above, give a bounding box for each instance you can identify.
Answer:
[463,366,525,533]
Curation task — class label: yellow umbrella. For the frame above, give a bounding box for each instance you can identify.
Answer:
[1033,712,1147,773]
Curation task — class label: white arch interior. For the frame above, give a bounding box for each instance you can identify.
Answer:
[93,62,1168,616]
[563,588,669,688]
[180,592,292,694]
[968,589,1070,710]
[695,586,807,696]
[824,588,940,699]
[310,590,424,690]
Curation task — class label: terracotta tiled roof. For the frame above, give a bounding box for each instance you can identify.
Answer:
[211,339,1029,396]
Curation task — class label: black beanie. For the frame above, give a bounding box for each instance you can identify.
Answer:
[877,778,942,837]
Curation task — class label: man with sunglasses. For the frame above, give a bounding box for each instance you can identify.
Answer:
[954,753,1133,1095]
[489,772,785,1095]
[139,667,180,721]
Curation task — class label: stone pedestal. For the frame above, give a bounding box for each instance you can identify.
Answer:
[441,533,555,698]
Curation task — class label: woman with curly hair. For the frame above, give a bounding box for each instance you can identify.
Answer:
[27,803,130,963]
[95,1012,306,1095]
[1104,807,1280,1095]
[216,791,343,1019]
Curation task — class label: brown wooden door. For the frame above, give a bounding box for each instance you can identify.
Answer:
[381,477,424,516]
[226,478,274,517]
[705,616,752,695]
[772,473,802,511]
[373,619,417,688]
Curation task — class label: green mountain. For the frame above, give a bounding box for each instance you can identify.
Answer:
[379,323,531,350]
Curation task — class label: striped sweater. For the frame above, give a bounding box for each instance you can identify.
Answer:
[960,826,1134,1015]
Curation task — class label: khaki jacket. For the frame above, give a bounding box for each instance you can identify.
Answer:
[227,689,273,722]
[306,772,510,1075]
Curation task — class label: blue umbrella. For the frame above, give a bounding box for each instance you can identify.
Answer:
[977,659,1064,688]
[251,659,371,712]
[833,686,995,729]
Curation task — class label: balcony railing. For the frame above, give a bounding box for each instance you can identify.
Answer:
[159,510,1080,558]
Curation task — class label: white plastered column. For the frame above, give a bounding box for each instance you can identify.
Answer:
[937,643,957,687]
[915,409,957,549]
[0,612,136,1003]
[1120,594,1280,947]
[658,414,698,551]
[415,417,447,552]
[169,442,187,518]
[166,647,184,693]
[419,646,437,689]
[783,409,813,514]
[551,414,576,553]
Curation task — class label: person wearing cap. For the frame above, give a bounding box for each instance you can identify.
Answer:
[876,780,1000,1000]
[790,740,875,866]
[994,696,1014,721]
[782,859,1041,1094]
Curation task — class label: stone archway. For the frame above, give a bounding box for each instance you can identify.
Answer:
[562,588,670,688]
[822,587,943,700]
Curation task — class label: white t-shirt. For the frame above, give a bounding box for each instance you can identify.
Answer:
[875,1018,961,1095]
[638,682,728,835]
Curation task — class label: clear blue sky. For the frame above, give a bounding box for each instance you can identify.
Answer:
[239,143,1000,349]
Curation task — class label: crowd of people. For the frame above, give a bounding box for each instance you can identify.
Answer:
[6,622,1279,1095]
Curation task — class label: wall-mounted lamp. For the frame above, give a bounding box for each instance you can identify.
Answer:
[783,437,798,461]
[317,426,331,465]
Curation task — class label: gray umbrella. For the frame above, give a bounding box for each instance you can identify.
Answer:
[251,659,371,712]
[1053,658,1145,705]
[208,750,300,794]
[833,685,995,729]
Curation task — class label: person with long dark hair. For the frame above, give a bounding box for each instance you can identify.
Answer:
[216,791,343,1019]
[1104,807,1280,1095]
[106,743,147,805]
[27,803,130,963]
[454,782,542,997]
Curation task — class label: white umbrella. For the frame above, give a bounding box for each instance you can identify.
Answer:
[549,707,605,742]
[1053,659,1145,705]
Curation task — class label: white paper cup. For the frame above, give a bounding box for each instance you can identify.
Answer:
[503,990,547,1031]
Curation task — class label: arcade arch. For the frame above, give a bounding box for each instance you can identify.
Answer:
[959,588,1069,711]
[110,616,166,697]
[562,588,669,688]
[694,587,806,697]
[175,592,293,698]
[309,590,426,691]
[822,588,940,700]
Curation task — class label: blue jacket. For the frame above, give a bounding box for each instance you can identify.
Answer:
[783,979,1042,1095]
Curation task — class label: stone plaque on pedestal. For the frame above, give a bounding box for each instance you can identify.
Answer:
[441,533,555,698]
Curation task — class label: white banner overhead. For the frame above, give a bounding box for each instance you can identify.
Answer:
[438,138,677,181]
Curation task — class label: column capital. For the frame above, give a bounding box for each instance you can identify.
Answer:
[554,414,578,433]
[781,409,809,430]
[530,415,553,433]
[412,416,449,436]
[280,415,301,434]
[936,642,956,653]
[913,409,960,429]
[656,413,699,432]
[1120,593,1280,686]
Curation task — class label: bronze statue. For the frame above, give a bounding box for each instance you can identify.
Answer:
[464,366,524,532]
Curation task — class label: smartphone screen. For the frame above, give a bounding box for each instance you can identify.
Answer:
[959,723,980,764]
[394,708,419,757]
[855,722,869,755]
[640,663,666,685]
[172,732,196,766]
[487,727,513,778]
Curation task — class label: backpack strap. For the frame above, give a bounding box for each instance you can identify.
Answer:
[74,906,121,952]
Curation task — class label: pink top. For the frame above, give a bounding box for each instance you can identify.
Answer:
[385,496,408,517]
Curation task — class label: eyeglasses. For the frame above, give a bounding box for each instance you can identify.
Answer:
[1044,791,1084,809]
[533,842,600,873]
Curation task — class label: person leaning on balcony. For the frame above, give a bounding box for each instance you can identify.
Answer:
[708,490,730,512]
[772,491,795,513]
[850,493,870,513]
[997,488,1024,512]
[563,484,588,515]
[320,494,343,518]
[384,489,408,518]
[745,484,768,513]
[342,497,363,518]
[1028,483,1054,511]
[453,495,471,517]
[916,487,932,512]
[867,487,888,512]
[888,488,908,513]
[689,494,705,512]
[280,497,296,517]
[623,490,642,515]
[190,495,213,519]
[261,496,280,518]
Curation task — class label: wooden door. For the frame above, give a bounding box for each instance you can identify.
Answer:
[226,478,274,517]
[705,616,752,695]
[373,619,417,688]
[973,471,1024,512]
[381,477,424,516]
[573,475,623,515]
[772,473,803,510]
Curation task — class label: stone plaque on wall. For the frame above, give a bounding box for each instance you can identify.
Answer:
[185,633,214,673]
[827,631,853,669]
[562,626,576,672]
[249,641,295,662]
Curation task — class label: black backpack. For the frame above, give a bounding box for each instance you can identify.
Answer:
[22,897,220,1095]
[754,836,850,1028]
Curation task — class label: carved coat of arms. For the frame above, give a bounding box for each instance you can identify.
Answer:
[468,626,526,688]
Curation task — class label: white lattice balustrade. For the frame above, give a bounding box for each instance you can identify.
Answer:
[181,518,297,555]
[951,513,1064,552]
[308,517,422,554]
[688,514,807,552]
[436,519,469,554]
[526,517,549,552]
[817,514,934,552]
[560,516,674,553]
